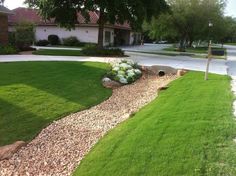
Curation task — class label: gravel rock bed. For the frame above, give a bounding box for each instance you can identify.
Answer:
[0,74,177,176]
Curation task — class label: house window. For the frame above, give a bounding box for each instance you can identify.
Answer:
[105,31,111,43]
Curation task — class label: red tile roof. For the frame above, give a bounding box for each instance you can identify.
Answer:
[8,7,131,30]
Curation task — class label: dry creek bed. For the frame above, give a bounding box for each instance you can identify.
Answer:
[0,74,178,176]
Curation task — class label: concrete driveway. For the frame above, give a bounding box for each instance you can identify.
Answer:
[226,45,236,77]
[0,50,228,75]
[225,45,236,116]
[127,51,227,75]
[120,43,172,52]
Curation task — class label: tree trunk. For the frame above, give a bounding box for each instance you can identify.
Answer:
[188,39,193,48]
[97,7,105,49]
[179,38,186,52]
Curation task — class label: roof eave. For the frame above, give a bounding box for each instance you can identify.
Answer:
[0,6,14,14]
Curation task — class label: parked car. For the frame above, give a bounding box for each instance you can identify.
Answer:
[158,40,168,44]
[153,40,168,44]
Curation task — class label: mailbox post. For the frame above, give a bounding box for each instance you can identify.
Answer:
[205,21,213,81]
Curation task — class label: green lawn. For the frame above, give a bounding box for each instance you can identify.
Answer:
[166,46,225,53]
[33,49,126,57]
[163,47,226,59]
[164,46,226,54]
[226,43,236,46]
[0,62,112,146]
[74,72,236,176]
[33,49,84,56]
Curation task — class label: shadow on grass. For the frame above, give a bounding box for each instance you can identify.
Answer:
[0,61,110,105]
[0,61,112,146]
[0,98,48,146]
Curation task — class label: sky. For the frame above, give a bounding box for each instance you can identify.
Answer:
[3,0,236,18]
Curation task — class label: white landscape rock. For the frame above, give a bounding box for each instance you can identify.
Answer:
[102,77,111,82]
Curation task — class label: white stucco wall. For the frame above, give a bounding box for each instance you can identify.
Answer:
[35,26,98,43]
[9,25,119,46]
[35,26,114,46]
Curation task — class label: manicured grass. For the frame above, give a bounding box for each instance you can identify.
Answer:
[46,45,83,49]
[226,43,236,46]
[0,62,112,146]
[164,46,226,54]
[163,47,226,59]
[33,48,125,57]
[166,46,225,52]
[33,49,84,56]
[74,72,236,176]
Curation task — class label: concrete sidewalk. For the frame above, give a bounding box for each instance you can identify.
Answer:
[225,45,236,117]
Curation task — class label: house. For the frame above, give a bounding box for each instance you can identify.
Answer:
[8,8,141,46]
[0,5,12,45]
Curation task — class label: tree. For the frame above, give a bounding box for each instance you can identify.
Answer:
[144,0,226,49]
[222,17,236,43]
[26,0,168,49]
[15,22,35,50]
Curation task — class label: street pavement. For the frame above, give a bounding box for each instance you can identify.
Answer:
[0,44,228,75]
[225,45,236,117]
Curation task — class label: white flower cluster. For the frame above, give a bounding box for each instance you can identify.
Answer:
[109,60,142,84]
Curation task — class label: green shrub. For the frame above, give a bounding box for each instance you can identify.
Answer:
[0,45,18,55]
[15,22,35,50]
[83,43,97,48]
[105,60,142,84]
[81,46,124,57]
[62,36,80,46]
[36,40,49,46]
[8,32,16,46]
[48,35,60,45]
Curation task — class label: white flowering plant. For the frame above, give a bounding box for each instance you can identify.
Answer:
[106,60,142,84]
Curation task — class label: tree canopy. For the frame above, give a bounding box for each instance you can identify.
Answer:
[143,0,227,48]
[26,0,168,48]
[222,16,236,43]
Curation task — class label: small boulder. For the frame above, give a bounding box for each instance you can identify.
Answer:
[0,141,26,160]
[102,77,111,82]
[177,69,188,76]
[103,80,122,89]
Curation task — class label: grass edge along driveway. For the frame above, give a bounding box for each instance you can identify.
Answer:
[74,72,236,176]
[33,49,84,56]
[0,61,112,146]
